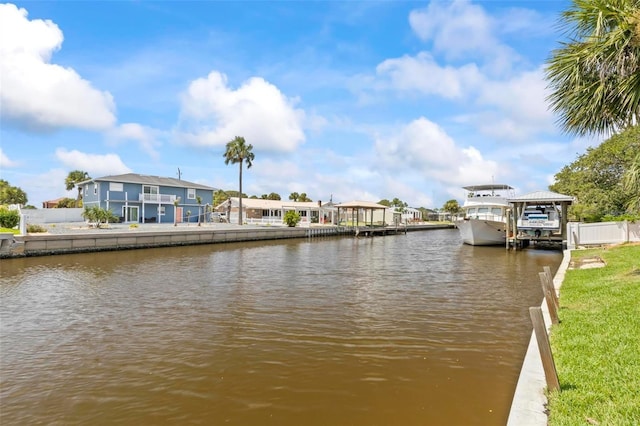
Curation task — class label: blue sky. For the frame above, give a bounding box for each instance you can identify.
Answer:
[1,0,601,209]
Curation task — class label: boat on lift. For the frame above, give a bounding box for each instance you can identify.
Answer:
[456,184,515,246]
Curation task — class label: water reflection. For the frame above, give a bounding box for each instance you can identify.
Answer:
[0,229,561,425]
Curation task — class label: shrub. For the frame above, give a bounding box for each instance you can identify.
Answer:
[82,206,118,227]
[27,224,47,233]
[283,210,301,227]
[0,207,20,228]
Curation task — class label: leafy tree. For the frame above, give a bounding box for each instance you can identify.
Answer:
[546,0,640,135]
[283,210,301,227]
[622,152,640,212]
[55,198,77,208]
[378,199,391,207]
[298,193,312,202]
[250,195,259,199]
[0,180,28,205]
[443,199,462,215]
[289,192,299,202]
[223,136,254,225]
[550,125,640,220]
[213,189,229,207]
[261,193,281,200]
[65,170,90,207]
[390,198,408,213]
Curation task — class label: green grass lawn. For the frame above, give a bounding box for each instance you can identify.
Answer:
[0,227,20,234]
[548,244,640,426]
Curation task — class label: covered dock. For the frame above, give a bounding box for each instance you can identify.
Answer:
[334,200,405,236]
[506,190,574,249]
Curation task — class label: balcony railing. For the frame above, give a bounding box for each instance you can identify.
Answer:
[139,193,177,204]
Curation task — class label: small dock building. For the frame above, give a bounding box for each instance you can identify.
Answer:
[506,190,574,249]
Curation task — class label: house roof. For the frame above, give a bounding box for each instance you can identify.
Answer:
[334,200,389,209]
[80,173,216,191]
[508,190,574,203]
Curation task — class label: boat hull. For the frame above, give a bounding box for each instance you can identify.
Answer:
[457,219,506,246]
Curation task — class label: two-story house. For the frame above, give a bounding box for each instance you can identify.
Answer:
[78,173,216,224]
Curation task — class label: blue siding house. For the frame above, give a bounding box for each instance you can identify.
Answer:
[78,173,216,224]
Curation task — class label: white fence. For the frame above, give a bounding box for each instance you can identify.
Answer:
[567,221,640,249]
[21,208,84,224]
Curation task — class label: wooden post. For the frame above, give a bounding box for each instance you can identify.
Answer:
[539,272,559,324]
[505,209,510,250]
[529,307,560,392]
[543,266,560,308]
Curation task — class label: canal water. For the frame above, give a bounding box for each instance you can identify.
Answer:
[1,229,561,425]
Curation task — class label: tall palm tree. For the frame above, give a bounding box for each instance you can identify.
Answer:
[65,170,90,207]
[223,136,255,225]
[546,0,640,135]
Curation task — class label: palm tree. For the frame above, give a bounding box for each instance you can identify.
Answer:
[196,195,202,226]
[65,170,90,207]
[223,136,255,225]
[545,0,640,135]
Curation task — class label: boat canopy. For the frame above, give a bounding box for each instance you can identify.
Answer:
[462,184,514,192]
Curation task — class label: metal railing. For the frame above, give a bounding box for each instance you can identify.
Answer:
[138,193,177,203]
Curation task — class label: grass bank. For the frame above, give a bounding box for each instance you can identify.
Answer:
[548,244,640,425]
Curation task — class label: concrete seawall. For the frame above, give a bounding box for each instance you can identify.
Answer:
[506,249,571,425]
[1,223,455,258]
[2,226,309,258]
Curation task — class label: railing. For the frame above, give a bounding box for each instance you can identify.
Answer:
[245,217,314,226]
[139,193,176,203]
[245,217,285,226]
[465,214,506,222]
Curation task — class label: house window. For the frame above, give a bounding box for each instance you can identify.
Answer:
[262,210,269,216]
[158,206,166,216]
[110,182,123,192]
[187,188,196,199]
[93,184,98,195]
[300,211,307,217]
[143,185,159,195]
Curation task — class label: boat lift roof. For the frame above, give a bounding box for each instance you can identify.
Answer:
[462,184,514,192]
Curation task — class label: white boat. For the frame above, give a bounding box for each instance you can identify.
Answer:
[456,184,514,246]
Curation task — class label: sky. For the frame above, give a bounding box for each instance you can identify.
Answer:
[1,0,602,209]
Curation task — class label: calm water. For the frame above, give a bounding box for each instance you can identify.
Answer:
[0,229,561,425]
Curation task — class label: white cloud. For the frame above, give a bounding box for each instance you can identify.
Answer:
[176,71,306,151]
[376,52,482,99]
[374,117,499,186]
[408,0,520,75]
[107,123,162,160]
[55,148,131,176]
[0,3,116,132]
[0,148,19,168]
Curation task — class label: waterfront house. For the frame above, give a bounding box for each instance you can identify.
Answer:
[215,197,337,226]
[78,173,216,224]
